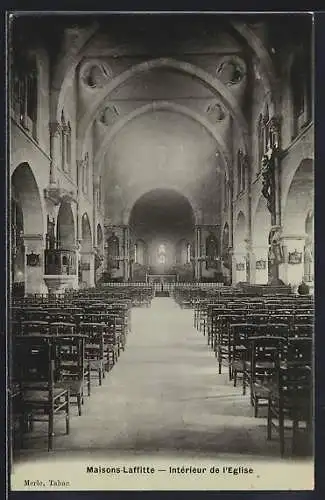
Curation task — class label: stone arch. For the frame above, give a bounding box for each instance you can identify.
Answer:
[11,163,44,236]
[234,211,247,249]
[252,195,272,247]
[230,21,277,102]
[126,186,198,227]
[78,57,249,154]
[51,23,99,121]
[11,162,45,294]
[56,201,75,250]
[282,158,314,236]
[94,101,231,181]
[81,212,92,252]
[52,20,273,124]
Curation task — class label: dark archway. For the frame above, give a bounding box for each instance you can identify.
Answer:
[283,159,313,236]
[129,189,195,277]
[96,223,103,251]
[79,212,93,286]
[11,163,44,295]
[57,201,75,250]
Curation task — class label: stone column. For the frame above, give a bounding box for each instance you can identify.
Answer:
[279,234,306,292]
[232,251,247,285]
[251,245,269,284]
[194,226,202,281]
[122,226,130,282]
[23,234,47,295]
[49,121,62,184]
[80,251,95,287]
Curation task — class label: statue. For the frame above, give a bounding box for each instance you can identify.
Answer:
[261,153,275,213]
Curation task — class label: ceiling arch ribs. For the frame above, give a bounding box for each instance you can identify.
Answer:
[229,21,278,111]
[51,21,99,121]
[77,57,249,157]
[94,100,231,181]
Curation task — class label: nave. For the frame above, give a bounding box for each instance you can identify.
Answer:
[12,295,312,462]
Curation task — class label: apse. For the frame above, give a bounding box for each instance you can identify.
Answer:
[129,189,195,274]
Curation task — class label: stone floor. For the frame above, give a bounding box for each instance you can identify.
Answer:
[14,297,312,462]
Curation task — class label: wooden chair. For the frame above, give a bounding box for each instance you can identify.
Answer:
[246,336,286,417]
[267,338,313,456]
[21,309,50,323]
[217,314,247,379]
[82,313,119,369]
[53,336,90,415]
[232,324,266,394]
[15,337,70,451]
[48,311,74,324]
[290,323,313,339]
[79,323,105,386]
[211,309,232,352]
[9,381,23,471]
[21,320,50,336]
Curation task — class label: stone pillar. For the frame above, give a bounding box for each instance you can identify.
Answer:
[194,226,202,281]
[232,251,247,284]
[80,251,95,287]
[279,234,306,292]
[23,234,47,295]
[122,226,130,282]
[49,121,62,184]
[251,245,269,285]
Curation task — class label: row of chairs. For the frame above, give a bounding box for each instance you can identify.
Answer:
[182,288,314,457]
[9,286,153,465]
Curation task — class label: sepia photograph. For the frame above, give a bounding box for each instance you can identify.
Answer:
[7,10,314,491]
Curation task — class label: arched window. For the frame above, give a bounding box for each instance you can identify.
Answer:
[81,153,90,194]
[66,121,72,169]
[237,150,242,195]
[157,244,166,265]
[224,173,228,209]
[241,152,247,191]
[290,49,311,138]
[11,53,38,139]
[237,150,247,194]
[257,114,264,169]
[26,58,38,136]
[61,110,66,171]
[206,234,218,270]
[186,243,191,264]
[107,234,119,269]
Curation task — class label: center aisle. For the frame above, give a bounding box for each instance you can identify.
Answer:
[18,297,281,458]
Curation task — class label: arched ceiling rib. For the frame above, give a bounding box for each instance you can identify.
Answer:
[77,57,249,154]
[94,100,231,181]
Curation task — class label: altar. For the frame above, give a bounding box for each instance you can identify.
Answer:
[147,274,177,296]
[147,274,177,285]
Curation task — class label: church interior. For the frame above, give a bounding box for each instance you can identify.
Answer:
[9,13,314,479]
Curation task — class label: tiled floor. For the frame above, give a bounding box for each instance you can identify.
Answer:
[15,298,311,461]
